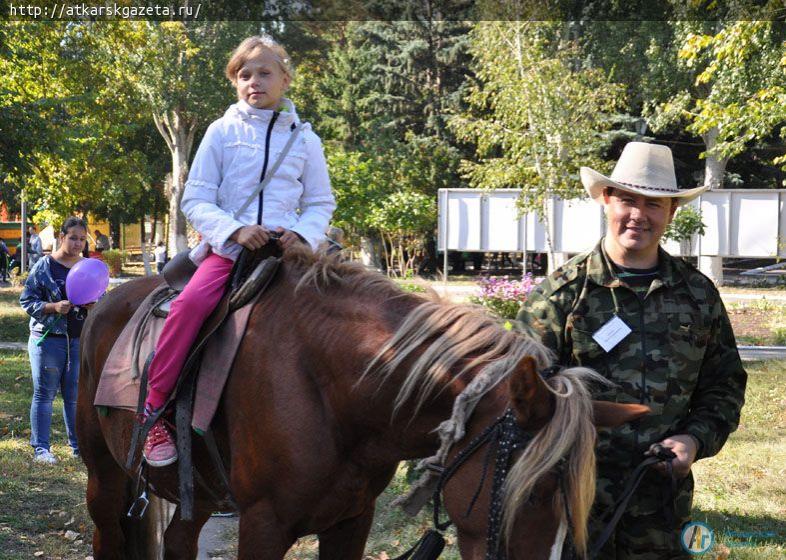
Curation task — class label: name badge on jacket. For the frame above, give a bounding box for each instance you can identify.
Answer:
[592,315,632,352]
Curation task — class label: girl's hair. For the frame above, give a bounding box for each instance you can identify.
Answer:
[225,35,293,84]
[60,216,88,235]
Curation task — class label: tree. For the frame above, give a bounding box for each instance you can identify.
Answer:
[649,20,786,189]
[1,23,170,237]
[307,18,471,272]
[0,22,77,213]
[449,21,625,268]
[648,19,786,281]
[87,21,259,251]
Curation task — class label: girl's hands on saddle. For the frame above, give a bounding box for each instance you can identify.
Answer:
[275,227,306,252]
[231,225,271,250]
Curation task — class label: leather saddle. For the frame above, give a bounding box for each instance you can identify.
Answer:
[157,244,281,317]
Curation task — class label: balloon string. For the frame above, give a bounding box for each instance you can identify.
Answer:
[35,327,51,347]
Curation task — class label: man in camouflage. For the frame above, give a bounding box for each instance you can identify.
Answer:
[517,142,747,559]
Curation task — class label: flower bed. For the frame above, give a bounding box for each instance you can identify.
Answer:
[468,274,540,320]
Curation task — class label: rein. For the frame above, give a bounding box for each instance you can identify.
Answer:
[588,444,677,558]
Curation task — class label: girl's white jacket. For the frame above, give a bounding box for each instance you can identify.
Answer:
[182,98,336,265]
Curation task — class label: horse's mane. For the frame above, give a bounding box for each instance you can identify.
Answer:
[281,246,596,554]
[282,245,419,303]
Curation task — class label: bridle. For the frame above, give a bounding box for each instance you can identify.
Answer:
[395,364,677,560]
[395,366,568,560]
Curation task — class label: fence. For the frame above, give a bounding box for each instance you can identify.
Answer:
[437,188,786,274]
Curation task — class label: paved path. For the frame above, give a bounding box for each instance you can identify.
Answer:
[197,515,237,559]
[737,346,786,361]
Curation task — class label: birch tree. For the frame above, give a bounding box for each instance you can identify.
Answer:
[89,22,257,251]
[648,19,786,281]
[449,21,625,269]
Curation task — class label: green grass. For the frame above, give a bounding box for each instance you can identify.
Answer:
[0,348,783,559]
[690,360,786,558]
[0,351,92,560]
[0,288,30,343]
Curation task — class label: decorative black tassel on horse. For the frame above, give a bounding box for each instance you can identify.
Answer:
[395,409,536,560]
[392,529,446,560]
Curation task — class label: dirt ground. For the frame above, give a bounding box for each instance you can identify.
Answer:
[727,306,784,346]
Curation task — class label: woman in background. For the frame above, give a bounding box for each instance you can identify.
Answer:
[20,217,89,464]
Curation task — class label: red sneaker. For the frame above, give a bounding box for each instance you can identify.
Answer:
[143,419,178,467]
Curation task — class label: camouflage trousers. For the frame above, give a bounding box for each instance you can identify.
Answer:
[588,466,694,559]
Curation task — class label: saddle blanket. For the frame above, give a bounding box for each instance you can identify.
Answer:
[94,286,256,433]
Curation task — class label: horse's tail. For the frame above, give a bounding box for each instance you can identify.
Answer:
[502,366,601,557]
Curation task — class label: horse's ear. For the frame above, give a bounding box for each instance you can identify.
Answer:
[509,356,555,431]
[592,401,650,428]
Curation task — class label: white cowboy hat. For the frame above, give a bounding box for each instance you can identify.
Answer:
[581,142,708,206]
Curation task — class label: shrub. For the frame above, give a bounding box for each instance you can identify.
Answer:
[468,274,539,320]
[663,205,706,244]
[101,249,126,277]
[9,269,28,288]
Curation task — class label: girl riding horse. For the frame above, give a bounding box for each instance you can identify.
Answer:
[142,35,335,466]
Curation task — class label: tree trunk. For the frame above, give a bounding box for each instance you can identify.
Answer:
[699,127,728,285]
[360,235,384,270]
[109,214,121,250]
[153,109,196,254]
[168,136,190,253]
[140,215,152,276]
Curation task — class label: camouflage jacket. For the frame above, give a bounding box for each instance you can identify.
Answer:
[517,241,747,467]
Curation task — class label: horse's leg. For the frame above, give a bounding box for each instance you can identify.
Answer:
[237,500,295,560]
[162,506,212,560]
[317,505,375,560]
[84,445,147,559]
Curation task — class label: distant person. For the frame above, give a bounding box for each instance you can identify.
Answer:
[94,230,111,253]
[9,243,22,275]
[27,225,43,268]
[154,241,167,274]
[20,217,90,464]
[0,239,9,282]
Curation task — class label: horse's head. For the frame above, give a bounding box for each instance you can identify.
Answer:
[509,355,650,431]
[496,355,649,558]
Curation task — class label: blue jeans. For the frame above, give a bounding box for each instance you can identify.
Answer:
[28,334,80,453]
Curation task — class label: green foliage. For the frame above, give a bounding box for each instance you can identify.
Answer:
[649,20,786,177]
[101,250,125,277]
[449,22,626,222]
[468,295,521,321]
[368,190,436,235]
[398,282,427,294]
[663,205,706,244]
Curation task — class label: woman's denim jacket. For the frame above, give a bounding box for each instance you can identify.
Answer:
[20,256,68,337]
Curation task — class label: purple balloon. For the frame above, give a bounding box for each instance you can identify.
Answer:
[66,258,110,306]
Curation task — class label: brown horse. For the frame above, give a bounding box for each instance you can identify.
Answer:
[77,246,646,559]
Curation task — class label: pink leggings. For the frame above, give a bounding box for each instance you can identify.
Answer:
[145,253,234,411]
